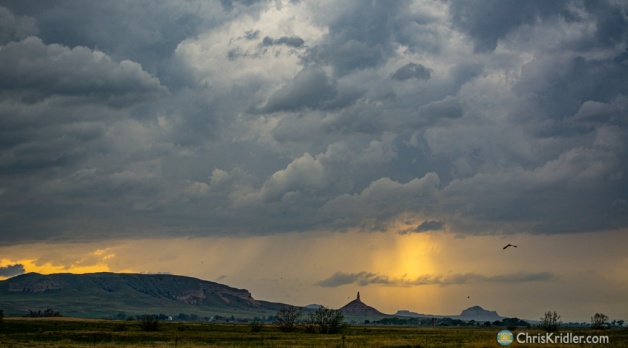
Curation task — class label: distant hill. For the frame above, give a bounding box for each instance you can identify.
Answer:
[395,306,503,322]
[0,272,285,319]
[456,305,503,321]
[339,292,384,316]
[394,310,432,317]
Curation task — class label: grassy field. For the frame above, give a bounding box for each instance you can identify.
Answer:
[1,318,627,347]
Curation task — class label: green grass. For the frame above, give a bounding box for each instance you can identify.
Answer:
[1,318,627,347]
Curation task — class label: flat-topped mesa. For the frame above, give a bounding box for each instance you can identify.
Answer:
[3,272,260,308]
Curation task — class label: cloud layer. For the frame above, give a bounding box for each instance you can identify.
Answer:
[317,271,555,287]
[0,1,627,245]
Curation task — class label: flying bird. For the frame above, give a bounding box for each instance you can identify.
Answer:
[503,244,517,250]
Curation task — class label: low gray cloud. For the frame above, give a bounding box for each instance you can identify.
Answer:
[258,66,340,112]
[0,36,166,103]
[391,63,431,81]
[318,271,554,288]
[0,6,38,45]
[415,220,444,232]
[261,35,305,48]
[448,0,573,52]
[0,264,26,277]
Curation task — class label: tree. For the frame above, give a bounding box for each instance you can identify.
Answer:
[539,311,561,332]
[0,309,4,322]
[305,307,345,334]
[591,313,609,330]
[275,306,301,332]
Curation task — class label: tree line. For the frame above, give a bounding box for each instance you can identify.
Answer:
[273,306,346,334]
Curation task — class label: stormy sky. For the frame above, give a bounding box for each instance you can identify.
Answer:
[1,0,627,321]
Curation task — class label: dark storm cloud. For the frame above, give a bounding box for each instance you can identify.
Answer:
[317,271,554,287]
[304,1,416,75]
[0,37,166,102]
[261,35,305,48]
[584,0,628,48]
[0,1,243,88]
[415,220,443,232]
[448,0,573,52]
[514,55,628,122]
[0,0,627,245]
[220,0,265,12]
[391,63,431,81]
[258,66,340,112]
[0,264,25,277]
[0,6,38,44]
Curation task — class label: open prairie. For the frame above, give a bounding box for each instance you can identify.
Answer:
[1,318,627,348]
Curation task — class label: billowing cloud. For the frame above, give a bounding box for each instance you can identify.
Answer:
[258,66,339,112]
[390,62,431,81]
[0,0,626,246]
[0,263,25,277]
[0,37,166,103]
[0,6,38,44]
[448,0,573,52]
[318,271,555,287]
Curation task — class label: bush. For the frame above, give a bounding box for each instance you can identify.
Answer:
[539,311,561,333]
[591,313,609,330]
[303,312,318,333]
[275,306,301,332]
[305,307,346,334]
[250,318,263,332]
[140,315,159,331]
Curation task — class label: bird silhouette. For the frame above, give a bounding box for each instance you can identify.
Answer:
[503,244,517,249]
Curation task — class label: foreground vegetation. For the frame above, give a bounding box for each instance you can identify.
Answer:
[0,317,627,347]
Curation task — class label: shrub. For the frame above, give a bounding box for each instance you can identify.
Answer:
[591,313,609,330]
[140,315,160,331]
[275,306,301,332]
[305,307,346,334]
[250,318,263,332]
[539,311,561,333]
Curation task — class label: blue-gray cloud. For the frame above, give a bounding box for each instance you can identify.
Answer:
[391,63,431,81]
[261,35,305,48]
[318,271,555,287]
[0,264,25,277]
[415,220,444,232]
